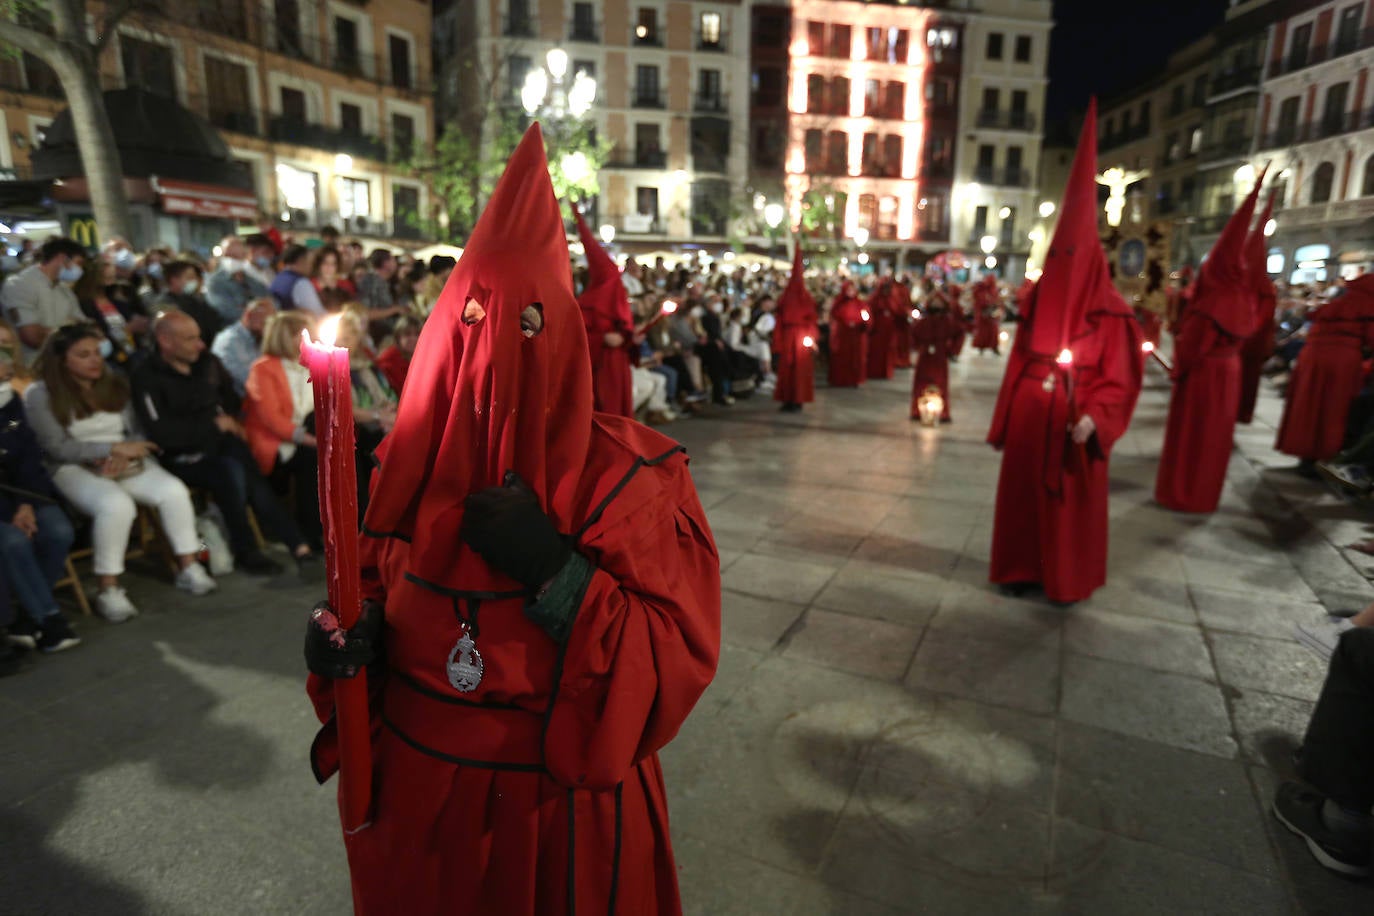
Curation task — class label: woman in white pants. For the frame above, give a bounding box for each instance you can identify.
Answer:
[25,322,216,621]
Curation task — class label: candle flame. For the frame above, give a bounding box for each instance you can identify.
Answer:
[1056,348,1073,366]
[999,331,1009,342]
[317,315,342,348]
[1142,341,1155,353]
[860,309,871,322]
[662,299,679,315]
[803,335,815,348]
[911,308,921,319]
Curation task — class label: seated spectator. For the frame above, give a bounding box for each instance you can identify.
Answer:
[244,233,277,289]
[395,259,427,311]
[72,258,141,368]
[137,247,171,304]
[154,260,223,347]
[133,310,318,577]
[0,342,78,656]
[2,236,86,362]
[268,244,326,316]
[100,237,154,336]
[25,322,217,622]
[415,255,456,314]
[0,318,35,396]
[212,298,275,397]
[255,213,284,257]
[375,314,422,393]
[310,244,357,312]
[244,311,322,549]
[206,235,270,323]
[334,310,397,514]
[356,248,397,312]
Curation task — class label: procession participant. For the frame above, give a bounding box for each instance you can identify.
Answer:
[865,277,898,381]
[1275,274,1374,473]
[303,124,721,916]
[987,99,1144,604]
[827,281,869,388]
[971,273,1002,354]
[1154,171,1265,512]
[1238,192,1278,424]
[910,295,963,423]
[572,203,637,416]
[773,246,819,413]
[892,275,913,370]
[948,281,968,357]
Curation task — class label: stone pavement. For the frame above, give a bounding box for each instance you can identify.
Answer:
[2,350,1371,914]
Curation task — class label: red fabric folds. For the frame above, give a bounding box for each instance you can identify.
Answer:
[865,279,898,380]
[910,308,962,420]
[573,203,635,416]
[828,282,869,387]
[774,246,819,405]
[1238,192,1277,423]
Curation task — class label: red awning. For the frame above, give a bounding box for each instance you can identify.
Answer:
[152,176,258,221]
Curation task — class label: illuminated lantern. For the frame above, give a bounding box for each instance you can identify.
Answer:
[860,309,871,322]
[916,385,945,427]
[802,335,816,349]
[1057,348,1074,366]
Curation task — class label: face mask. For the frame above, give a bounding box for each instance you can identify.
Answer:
[253,256,273,269]
[219,257,244,275]
[98,338,114,359]
[113,249,136,271]
[58,265,83,284]
[0,381,12,409]
[183,279,200,295]
[146,262,163,279]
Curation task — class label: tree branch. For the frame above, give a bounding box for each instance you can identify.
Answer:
[94,0,136,52]
[0,18,70,62]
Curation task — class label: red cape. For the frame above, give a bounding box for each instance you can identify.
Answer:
[865,280,898,380]
[774,246,819,405]
[1238,192,1277,423]
[573,205,635,416]
[828,283,868,387]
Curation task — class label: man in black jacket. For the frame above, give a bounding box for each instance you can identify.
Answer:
[132,310,320,577]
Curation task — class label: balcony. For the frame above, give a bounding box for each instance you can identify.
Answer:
[1100,122,1152,151]
[504,14,536,38]
[1207,65,1261,98]
[632,89,666,109]
[1269,28,1374,78]
[633,27,664,47]
[1198,135,1252,162]
[1258,110,1374,149]
[607,150,667,169]
[926,101,958,121]
[975,109,1038,132]
[973,166,1031,188]
[268,116,386,161]
[569,20,599,42]
[697,31,727,52]
[618,214,666,234]
[694,93,728,114]
[206,107,262,137]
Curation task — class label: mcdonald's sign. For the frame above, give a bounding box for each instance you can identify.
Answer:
[68,216,100,249]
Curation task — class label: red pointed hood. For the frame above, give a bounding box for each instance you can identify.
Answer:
[1246,191,1276,298]
[777,245,818,328]
[1192,168,1265,337]
[363,123,595,592]
[573,203,634,331]
[1021,98,1130,358]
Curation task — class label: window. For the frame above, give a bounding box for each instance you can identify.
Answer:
[866,27,886,61]
[333,15,361,74]
[882,135,902,177]
[338,176,370,220]
[918,193,947,236]
[571,2,597,42]
[1139,100,1152,131]
[891,29,909,64]
[1362,153,1374,197]
[986,32,1003,60]
[884,82,904,119]
[1011,89,1027,114]
[634,65,661,106]
[999,206,1017,247]
[698,69,722,110]
[1312,161,1335,203]
[389,35,412,89]
[806,74,826,113]
[1192,75,1208,105]
[857,193,877,230]
[753,66,783,107]
[509,55,531,99]
[204,57,253,133]
[391,112,415,160]
[927,27,957,49]
[1006,145,1024,183]
[981,87,999,112]
[121,36,176,96]
[864,79,881,116]
[573,59,595,80]
[1170,84,1185,114]
[830,24,851,58]
[636,186,660,223]
[635,123,662,165]
[280,86,307,121]
[392,184,422,238]
[699,11,722,49]
[804,129,823,170]
[756,11,786,48]
[1014,35,1031,62]
[826,130,847,172]
[1276,96,1300,143]
[1323,82,1350,134]
[636,8,660,45]
[340,102,362,134]
[831,76,851,115]
[692,178,730,236]
[861,132,879,174]
[507,0,533,36]
[928,77,955,107]
[1190,126,1203,153]
[274,0,302,56]
[1337,5,1363,54]
[1164,132,1180,163]
[973,204,989,236]
[1290,22,1312,68]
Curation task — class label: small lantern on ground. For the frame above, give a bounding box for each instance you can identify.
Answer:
[917,385,945,427]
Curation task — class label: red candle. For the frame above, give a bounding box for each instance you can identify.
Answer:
[638,298,679,332]
[300,320,372,833]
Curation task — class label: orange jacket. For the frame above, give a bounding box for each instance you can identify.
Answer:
[244,356,300,476]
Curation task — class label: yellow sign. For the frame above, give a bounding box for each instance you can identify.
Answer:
[68,217,100,249]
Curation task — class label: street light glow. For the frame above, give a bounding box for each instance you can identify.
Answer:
[980,235,997,254]
[853,227,869,248]
[546,48,569,80]
[521,68,548,114]
[998,206,1011,219]
[763,203,785,229]
[334,153,353,173]
[1264,218,1277,237]
[599,224,615,244]
[1039,201,1056,218]
[561,151,592,185]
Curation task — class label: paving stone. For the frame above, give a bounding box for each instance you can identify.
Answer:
[782,608,923,681]
[1229,689,1314,771]
[721,552,839,605]
[1062,606,1213,678]
[812,561,945,628]
[721,592,808,652]
[907,628,1060,715]
[1211,632,1328,703]
[1192,585,1330,641]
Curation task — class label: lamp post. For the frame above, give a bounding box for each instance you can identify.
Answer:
[521,48,598,201]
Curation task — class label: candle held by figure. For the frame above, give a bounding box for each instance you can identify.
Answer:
[860,309,871,322]
[1142,339,1173,373]
[1057,348,1074,366]
[803,335,815,349]
[300,318,371,834]
[640,299,679,332]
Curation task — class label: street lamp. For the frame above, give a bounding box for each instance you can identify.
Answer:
[522,48,596,119]
[980,234,997,254]
[763,202,785,268]
[853,227,869,248]
[1038,201,1056,219]
[599,224,615,245]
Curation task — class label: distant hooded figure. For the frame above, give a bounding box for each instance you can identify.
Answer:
[910,297,962,423]
[304,124,722,916]
[987,99,1144,604]
[865,278,898,380]
[1154,169,1265,512]
[773,245,819,412]
[1237,192,1277,424]
[828,281,869,388]
[573,203,636,416]
[971,273,1002,353]
[892,277,914,369]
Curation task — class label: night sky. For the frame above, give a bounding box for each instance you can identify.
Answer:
[1047,0,1232,125]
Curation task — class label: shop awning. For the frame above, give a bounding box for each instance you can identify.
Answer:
[152,177,258,221]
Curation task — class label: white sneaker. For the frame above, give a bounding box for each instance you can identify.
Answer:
[1294,617,1354,661]
[175,562,217,596]
[96,586,139,623]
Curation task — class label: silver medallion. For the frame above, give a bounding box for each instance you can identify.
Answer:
[927,345,936,354]
[446,632,484,692]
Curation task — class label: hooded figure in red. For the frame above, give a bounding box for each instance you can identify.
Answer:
[774,245,819,412]
[865,278,899,380]
[892,277,914,368]
[910,293,962,422]
[828,281,869,387]
[1237,193,1277,424]
[948,282,969,356]
[1154,169,1264,512]
[1276,274,1374,463]
[573,203,636,416]
[305,125,721,916]
[971,273,1002,353]
[987,99,1144,604]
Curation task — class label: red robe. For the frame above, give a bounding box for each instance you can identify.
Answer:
[948,284,968,356]
[375,344,411,394]
[910,311,961,420]
[828,292,868,387]
[1236,296,1274,423]
[865,286,898,380]
[773,249,819,406]
[574,205,636,417]
[971,279,1001,352]
[1275,279,1374,460]
[989,309,1143,602]
[1135,307,1163,348]
[892,282,913,369]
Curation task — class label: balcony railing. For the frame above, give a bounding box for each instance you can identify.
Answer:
[633,27,664,47]
[1207,66,1261,97]
[697,31,727,52]
[606,150,667,169]
[569,20,599,42]
[694,93,728,114]
[1100,122,1152,151]
[632,89,666,109]
[206,107,262,137]
[975,109,1038,131]
[1269,27,1374,78]
[504,14,536,37]
[1198,135,1252,162]
[268,116,387,161]
[972,166,1031,188]
[1259,110,1374,149]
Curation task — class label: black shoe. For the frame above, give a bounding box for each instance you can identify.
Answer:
[999,582,1037,598]
[1273,781,1372,878]
[1292,461,1322,481]
[36,614,80,653]
[939,417,953,425]
[296,552,325,583]
[240,551,285,576]
[6,616,38,650]
[0,641,23,677]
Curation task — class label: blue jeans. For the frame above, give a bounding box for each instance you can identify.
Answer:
[650,364,679,401]
[0,504,74,625]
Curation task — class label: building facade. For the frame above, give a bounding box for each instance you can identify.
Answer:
[0,0,434,247]
[444,0,750,248]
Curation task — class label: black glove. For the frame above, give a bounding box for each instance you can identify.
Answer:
[460,473,571,590]
[304,599,384,679]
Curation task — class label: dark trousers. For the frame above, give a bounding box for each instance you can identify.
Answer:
[662,354,698,396]
[168,437,305,556]
[695,343,731,400]
[1300,627,1374,811]
[272,447,322,550]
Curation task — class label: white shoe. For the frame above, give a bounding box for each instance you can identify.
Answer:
[175,562,217,596]
[1294,618,1354,661]
[96,586,138,623]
